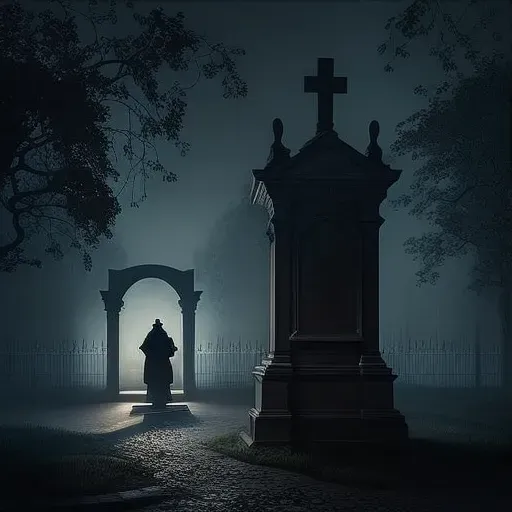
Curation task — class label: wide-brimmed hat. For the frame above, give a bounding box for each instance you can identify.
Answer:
[153,319,163,327]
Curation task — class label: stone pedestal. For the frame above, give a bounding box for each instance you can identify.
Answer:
[131,402,193,427]
[130,403,190,415]
[245,356,293,445]
[242,115,408,446]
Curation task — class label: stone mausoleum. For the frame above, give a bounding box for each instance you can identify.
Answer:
[242,57,408,446]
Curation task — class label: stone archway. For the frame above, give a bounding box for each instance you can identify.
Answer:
[100,265,202,399]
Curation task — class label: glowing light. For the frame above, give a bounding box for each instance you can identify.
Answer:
[119,390,184,395]
[119,278,183,392]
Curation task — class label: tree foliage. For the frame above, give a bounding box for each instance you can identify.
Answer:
[378,0,511,288]
[391,60,512,290]
[380,0,512,387]
[378,0,510,85]
[0,0,247,272]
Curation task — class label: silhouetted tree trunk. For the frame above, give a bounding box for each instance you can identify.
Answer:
[498,286,512,390]
[0,107,22,188]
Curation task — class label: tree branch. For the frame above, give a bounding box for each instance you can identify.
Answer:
[26,210,78,234]
[87,32,156,77]
[6,185,54,212]
[437,184,482,204]
[437,183,490,204]
[88,58,127,70]
[16,135,56,158]
[0,210,25,256]
[14,161,56,177]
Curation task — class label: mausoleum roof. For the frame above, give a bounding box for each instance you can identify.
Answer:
[256,58,400,183]
[288,129,388,175]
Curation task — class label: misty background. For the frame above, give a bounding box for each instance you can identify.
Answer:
[0,0,502,389]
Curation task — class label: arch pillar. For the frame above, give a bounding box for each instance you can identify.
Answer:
[100,290,124,399]
[179,291,202,398]
[100,265,202,402]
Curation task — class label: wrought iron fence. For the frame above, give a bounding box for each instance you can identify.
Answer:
[196,341,266,389]
[0,338,267,392]
[382,338,502,388]
[0,339,107,390]
[0,337,503,392]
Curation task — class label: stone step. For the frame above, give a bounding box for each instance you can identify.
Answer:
[130,403,190,415]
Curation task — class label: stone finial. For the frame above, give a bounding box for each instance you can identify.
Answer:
[273,117,284,144]
[366,120,383,164]
[266,118,291,168]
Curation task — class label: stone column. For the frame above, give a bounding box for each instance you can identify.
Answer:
[179,291,202,399]
[242,178,294,446]
[358,201,405,432]
[100,290,124,400]
[265,213,293,365]
[359,201,389,370]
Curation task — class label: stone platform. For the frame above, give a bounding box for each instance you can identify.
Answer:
[130,403,190,415]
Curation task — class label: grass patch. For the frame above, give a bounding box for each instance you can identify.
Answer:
[207,433,311,470]
[205,432,512,493]
[204,433,397,489]
[0,426,158,500]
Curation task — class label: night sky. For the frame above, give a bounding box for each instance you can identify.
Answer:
[0,1,501,355]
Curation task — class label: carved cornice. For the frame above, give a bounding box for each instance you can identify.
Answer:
[250,175,274,220]
[178,290,203,313]
[100,290,124,314]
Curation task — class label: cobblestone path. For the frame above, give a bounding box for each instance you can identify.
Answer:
[2,401,508,511]
[110,404,507,512]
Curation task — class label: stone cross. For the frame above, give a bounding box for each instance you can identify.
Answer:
[304,57,347,133]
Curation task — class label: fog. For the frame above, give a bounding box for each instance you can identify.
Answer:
[0,0,506,382]
[2,4,512,510]
[119,279,183,391]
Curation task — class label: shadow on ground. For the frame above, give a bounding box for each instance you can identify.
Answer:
[104,408,201,441]
[309,437,512,493]
[207,432,512,498]
[0,425,159,503]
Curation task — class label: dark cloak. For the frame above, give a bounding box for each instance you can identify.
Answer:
[139,326,177,387]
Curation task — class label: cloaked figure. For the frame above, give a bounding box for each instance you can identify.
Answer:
[139,319,178,408]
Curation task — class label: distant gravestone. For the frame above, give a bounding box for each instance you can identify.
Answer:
[241,58,408,447]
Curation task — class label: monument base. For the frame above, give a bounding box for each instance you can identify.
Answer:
[243,360,408,447]
[291,410,408,445]
[244,408,293,445]
[242,410,407,447]
[241,356,294,446]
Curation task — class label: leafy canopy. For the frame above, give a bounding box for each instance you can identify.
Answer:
[378,0,510,84]
[377,0,511,291]
[391,59,511,290]
[0,0,247,272]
